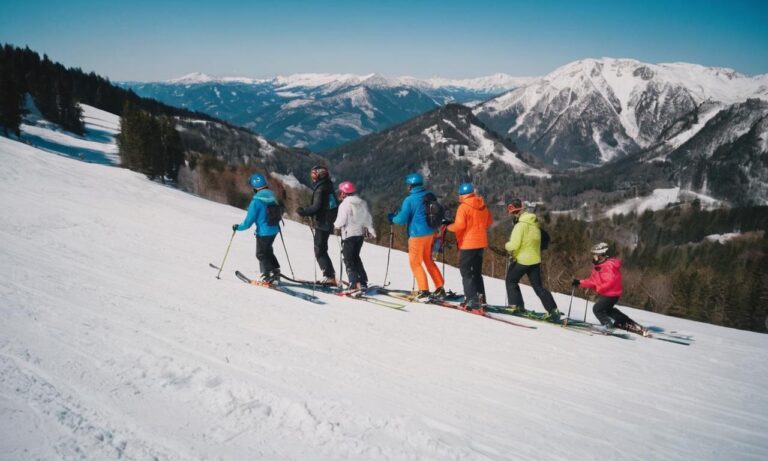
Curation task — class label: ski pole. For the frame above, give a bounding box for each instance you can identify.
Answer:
[215,229,236,279]
[441,243,446,280]
[583,295,589,322]
[337,234,344,288]
[278,226,295,279]
[383,225,393,286]
[563,285,576,327]
[307,225,317,295]
[505,256,511,306]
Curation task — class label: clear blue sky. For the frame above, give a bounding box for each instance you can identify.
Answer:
[2,0,767,81]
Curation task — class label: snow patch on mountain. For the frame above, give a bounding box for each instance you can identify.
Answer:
[704,232,742,244]
[606,187,722,217]
[270,171,307,190]
[422,122,550,177]
[20,103,121,165]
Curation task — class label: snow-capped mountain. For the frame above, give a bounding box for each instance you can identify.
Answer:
[120,73,529,151]
[324,104,548,204]
[475,58,768,169]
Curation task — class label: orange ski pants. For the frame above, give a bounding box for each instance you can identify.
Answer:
[408,234,444,291]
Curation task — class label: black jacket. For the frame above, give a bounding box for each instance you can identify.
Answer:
[298,178,338,232]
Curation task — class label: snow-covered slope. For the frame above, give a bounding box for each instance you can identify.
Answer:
[475,58,768,168]
[1,138,767,460]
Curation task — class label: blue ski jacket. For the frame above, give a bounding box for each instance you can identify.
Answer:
[391,186,436,237]
[235,189,280,237]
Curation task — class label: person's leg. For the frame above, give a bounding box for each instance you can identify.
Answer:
[341,237,359,288]
[505,262,527,308]
[528,264,558,313]
[408,236,429,291]
[256,235,278,275]
[605,299,638,330]
[421,234,444,290]
[314,229,335,278]
[353,237,368,287]
[471,249,485,302]
[459,250,477,304]
[592,296,618,326]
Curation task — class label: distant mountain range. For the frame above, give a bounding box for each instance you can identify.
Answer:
[120,73,532,151]
[118,60,768,206]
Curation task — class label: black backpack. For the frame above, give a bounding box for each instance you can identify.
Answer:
[266,203,283,227]
[540,228,550,251]
[423,192,445,229]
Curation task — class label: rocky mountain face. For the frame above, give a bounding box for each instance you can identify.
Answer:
[665,99,768,205]
[120,73,528,152]
[323,104,548,207]
[475,58,768,170]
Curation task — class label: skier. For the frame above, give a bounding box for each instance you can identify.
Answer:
[388,172,446,300]
[446,182,493,309]
[297,165,338,285]
[333,181,376,296]
[232,173,282,285]
[573,243,648,335]
[504,199,561,321]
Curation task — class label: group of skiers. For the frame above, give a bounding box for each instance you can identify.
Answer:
[231,167,646,334]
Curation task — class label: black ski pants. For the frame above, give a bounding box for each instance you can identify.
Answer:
[314,229,335,278]
[592,296,636,328]
[256,235,280,275]
[459,249,485,304]
[342,236,368,288]
[505,262,558,312]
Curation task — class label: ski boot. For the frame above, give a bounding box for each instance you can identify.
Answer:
[542,308,562,324]
[431,286,447,300]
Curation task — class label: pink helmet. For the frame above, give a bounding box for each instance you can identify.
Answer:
[338,181,357,194]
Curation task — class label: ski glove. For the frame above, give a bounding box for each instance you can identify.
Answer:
[232,224,239,231]
[387,212,396,223]
[572,278,580,287]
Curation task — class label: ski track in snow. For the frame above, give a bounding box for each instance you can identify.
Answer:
[1,136,768,460]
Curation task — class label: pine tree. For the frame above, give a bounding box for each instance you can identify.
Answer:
[0,58,24,137]
[160,117,184,182]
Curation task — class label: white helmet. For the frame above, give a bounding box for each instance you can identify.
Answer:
[591,242,610,255]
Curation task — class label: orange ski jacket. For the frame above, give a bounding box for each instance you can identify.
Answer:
[447,193,493,250]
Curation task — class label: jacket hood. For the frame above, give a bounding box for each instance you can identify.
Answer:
[254,189,278,204]
[343,195,363,205]
[597,257,622,270]
[518,211,538,226]
[409,186,426,195]
[460,193,486,210]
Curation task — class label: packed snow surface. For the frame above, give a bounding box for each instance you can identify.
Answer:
[1,138,767,460]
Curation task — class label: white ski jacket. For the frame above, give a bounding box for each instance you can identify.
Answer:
[333,195,376,240]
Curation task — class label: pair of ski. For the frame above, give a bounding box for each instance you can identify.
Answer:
[490,305,693,345]
[232,268,405,310]
[374,288,537,329]
[234,270,326,305]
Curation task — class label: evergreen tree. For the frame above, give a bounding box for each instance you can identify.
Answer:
[0,58,24,136]
[160,117,184,181]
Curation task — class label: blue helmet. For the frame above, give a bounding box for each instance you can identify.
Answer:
[458,182,474,195]
[249,173,267,189]
[405,172,423,186]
